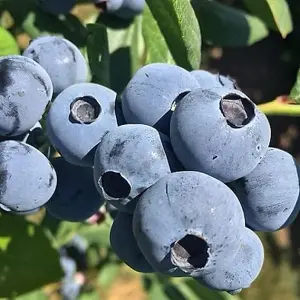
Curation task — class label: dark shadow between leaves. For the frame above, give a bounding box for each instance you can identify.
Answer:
[34,10,88,47]
[96,12,133,29]
[110,47,132,94]
[191,0,251,47]
[4,0,34,26]
[115,97,126,126]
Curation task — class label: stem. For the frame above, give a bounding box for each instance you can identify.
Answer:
[258,97,300,117]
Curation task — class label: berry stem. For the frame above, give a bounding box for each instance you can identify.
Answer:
[258,96,300,116]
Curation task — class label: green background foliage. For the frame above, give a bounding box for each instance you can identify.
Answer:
[0,0,300,299]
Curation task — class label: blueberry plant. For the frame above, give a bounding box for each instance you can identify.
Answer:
[0,0,300,299]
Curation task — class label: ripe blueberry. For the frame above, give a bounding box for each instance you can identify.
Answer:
[46,83,118,167]
[0,55,52,136]
[121,63,200,135]
[110,211,153,272]
[46,157,104,222]
[229,147,300,231]
[170,87,271,182]
[0,140,57,211]
[23,36,88,95]
[196,228,264,292]
[133,171,245,277]
[93,124,171,213]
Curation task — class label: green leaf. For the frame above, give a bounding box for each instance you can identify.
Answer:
[0,27,19,56]
[0,215,63,298]
[163,283,188,300]
[16,289,47,300]
[144,274,240,300]
[0,236,11,251]
[142,4,175,65]
[77,219,112,248]
[87,246,102,268]
[192,0,269,46]
[130,15,145,73]
[97,262,121,288]
[144,274,179,300]
[146,0,201,70]
[181,278,240,300]
[41,212,81,247]
[79,291,100,300]
[148,280,170,300]
[22,11,88,48]
[243,0,293,38]
[108,19,144,93]
[108,27,134,54]
[173,281,200,300]
[146,275,240,300]
[87,23,110,88]
[290,68,300,103]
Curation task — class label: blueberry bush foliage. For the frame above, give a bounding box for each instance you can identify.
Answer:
[0,0,300,299]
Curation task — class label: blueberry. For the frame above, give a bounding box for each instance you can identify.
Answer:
[59,253,82,300]
[64,235,88,271]
[105,203,119,219]
[0,140,57,211]
[132,171,245,277]
[190,70,222,89]
[46,83,118,167]
[94,0,124,12]
[0,203,12,213]
[281,189,300,229]
[95,0,145,19]
[115,0,146,19]
[217,74,239,90]
[0,55,52,136]
[37,0,76,15]
[121,63,200,135]
[46,157,104,222]
[159,132,184,172]
[23,36,88,95]
[60,256,77,279]
[229,148,300,231]
[228,289,243,295]
[0,203,40,215]
[196,228,264,292]
[60,280,82,300]
[110,211,153,273]
[13,208,41,215]
[190,70,239,90]
[170,87,271,182]
[93,124,171,213]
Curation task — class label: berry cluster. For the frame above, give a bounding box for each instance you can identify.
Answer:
[94,0,146,19]
[37,0,146,20]
[0,34,299,295]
